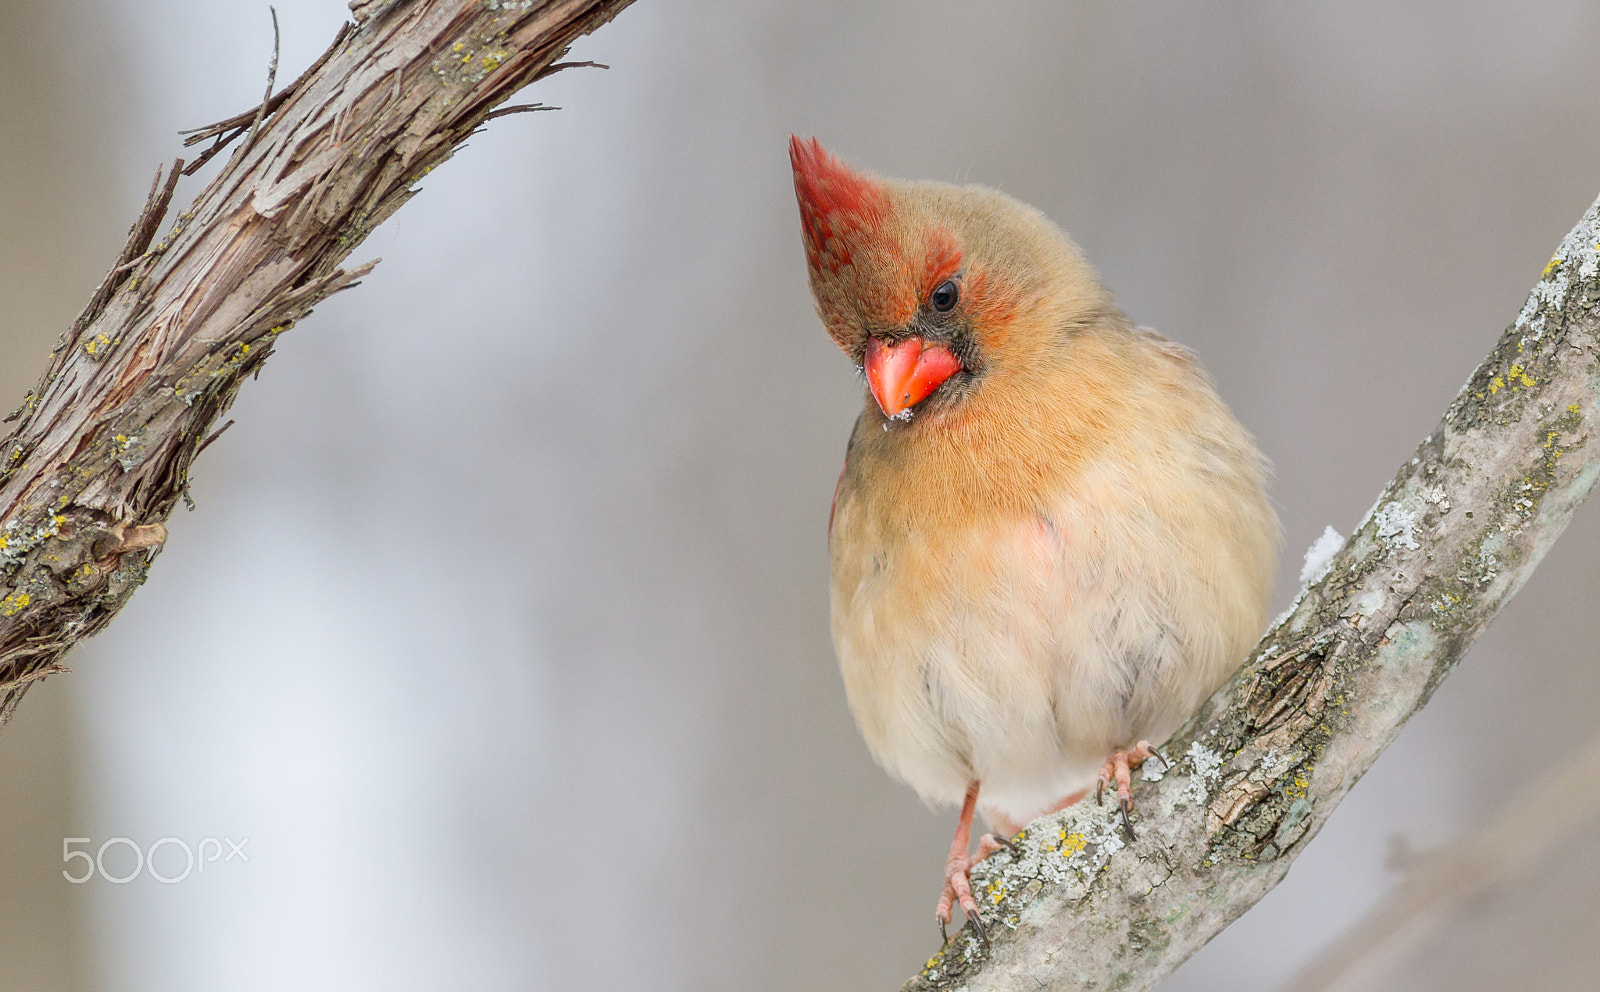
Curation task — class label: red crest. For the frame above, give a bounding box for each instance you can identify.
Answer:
[789,137,889,276]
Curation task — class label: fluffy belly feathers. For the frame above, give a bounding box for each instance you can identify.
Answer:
[830,449,1273,826]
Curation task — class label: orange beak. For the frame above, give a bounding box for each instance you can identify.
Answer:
[864,337,962,419]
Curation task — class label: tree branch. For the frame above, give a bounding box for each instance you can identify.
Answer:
[906,192,1600,989]
[0,0,637,722]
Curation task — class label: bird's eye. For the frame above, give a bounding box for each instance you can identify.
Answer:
[930,279,959,313]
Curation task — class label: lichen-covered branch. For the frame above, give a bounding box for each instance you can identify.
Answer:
[906,195,1600,989]
[0,0,637,722]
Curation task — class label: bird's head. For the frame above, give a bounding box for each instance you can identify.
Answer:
[790,136,1113,424]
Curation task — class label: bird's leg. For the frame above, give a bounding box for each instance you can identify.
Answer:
[936,781,990,948]
[1095,740,1159,840]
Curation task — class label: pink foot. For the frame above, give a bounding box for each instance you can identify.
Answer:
[935,782,1010,948]
[936,785,1100,947]
[1096,741,1165,839]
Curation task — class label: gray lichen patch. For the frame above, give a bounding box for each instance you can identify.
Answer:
[1517,195,1600,338]
[974,801,1128,903]
[1181,739,1224,807]
[916,801,1134,986]
[1372,499,1422,551]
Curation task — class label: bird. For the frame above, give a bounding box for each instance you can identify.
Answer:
[789,136,1278,943]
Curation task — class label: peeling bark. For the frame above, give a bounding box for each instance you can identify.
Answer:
[905,195,1600,989]
[0,0,637,722]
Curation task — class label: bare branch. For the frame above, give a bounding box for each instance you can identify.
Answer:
[905,193,1600,989]
[243,7,283,153]
[0,0,639,723]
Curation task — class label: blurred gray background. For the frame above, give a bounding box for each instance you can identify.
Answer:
[3,1,1599,989]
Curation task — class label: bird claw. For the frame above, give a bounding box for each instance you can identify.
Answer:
[966,905,990,950]
[936,845,998,951]
[1098,741,1159,841]
[936,858,985,948]
[938,906,991,950]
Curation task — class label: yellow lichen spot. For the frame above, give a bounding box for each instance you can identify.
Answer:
[1488,375,1505,395]
[452,41,463,51]
[1545,431,1561,450]
[1058,830,1087,856]
[1508,364,1536,388]
[1286,771,1310,800]
[1569,404,1582,415]
[1543,254,1564,279]
[1,591,31,616]
[482,54,502,70]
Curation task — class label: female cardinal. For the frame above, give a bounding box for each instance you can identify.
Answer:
[790,137,1277,942]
